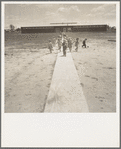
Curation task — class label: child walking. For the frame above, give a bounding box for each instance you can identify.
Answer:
[82,39,87,48]
[75,38,79,52]
[48,40,53,53]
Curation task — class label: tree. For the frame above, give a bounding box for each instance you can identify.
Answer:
[16,28,21,31]
[10,24,15,31]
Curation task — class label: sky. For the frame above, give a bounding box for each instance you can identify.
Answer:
[4,3,116,29]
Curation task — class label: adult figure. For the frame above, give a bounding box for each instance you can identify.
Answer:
[75,38,79,52]
[62,39,67,57]
[57,38,62,52]
[68,38,73,52]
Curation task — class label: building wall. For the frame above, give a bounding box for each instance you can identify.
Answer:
[72,25,107,32]
[21,25,107,33]
[21,27,55,33]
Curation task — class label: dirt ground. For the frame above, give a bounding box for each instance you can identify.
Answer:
[5,32,59,112]
[5,48,57,113]
[4,32,116,112]
[70,32,116,112]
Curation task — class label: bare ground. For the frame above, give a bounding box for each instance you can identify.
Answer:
[4,32,116,113]
[5,48,57,112]
[72,37,116,112]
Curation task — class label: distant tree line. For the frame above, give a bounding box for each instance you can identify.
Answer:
[5,24,21,32]
[107,25,116,31]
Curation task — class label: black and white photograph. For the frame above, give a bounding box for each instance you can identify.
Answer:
[4,2,118,113]
[1,1,120,147]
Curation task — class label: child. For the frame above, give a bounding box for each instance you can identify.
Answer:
[52,36,56,47]
[63,32,66,39]
[68,38,73,52]
[75,38,79,52]
[48,40,53,53]
[59,34,62,38]
[82,39,87,48]
[57,38,62,52]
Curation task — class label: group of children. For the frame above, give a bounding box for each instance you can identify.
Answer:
[48,33,87,56]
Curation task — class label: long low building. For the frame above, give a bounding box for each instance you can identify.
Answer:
[21,24,108,33]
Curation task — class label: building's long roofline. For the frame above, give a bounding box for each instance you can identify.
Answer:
[21,24,107,28]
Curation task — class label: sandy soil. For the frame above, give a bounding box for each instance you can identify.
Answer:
[5,32,116,113]
[5,33,60,113]
[71,32,116,112]
[5,47,57,113]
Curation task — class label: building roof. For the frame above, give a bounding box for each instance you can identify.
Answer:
[21,24,107,28]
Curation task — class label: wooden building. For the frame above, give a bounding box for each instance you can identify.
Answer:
[21,24,108,33]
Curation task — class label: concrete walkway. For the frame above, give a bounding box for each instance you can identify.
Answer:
[44,50,89,112]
